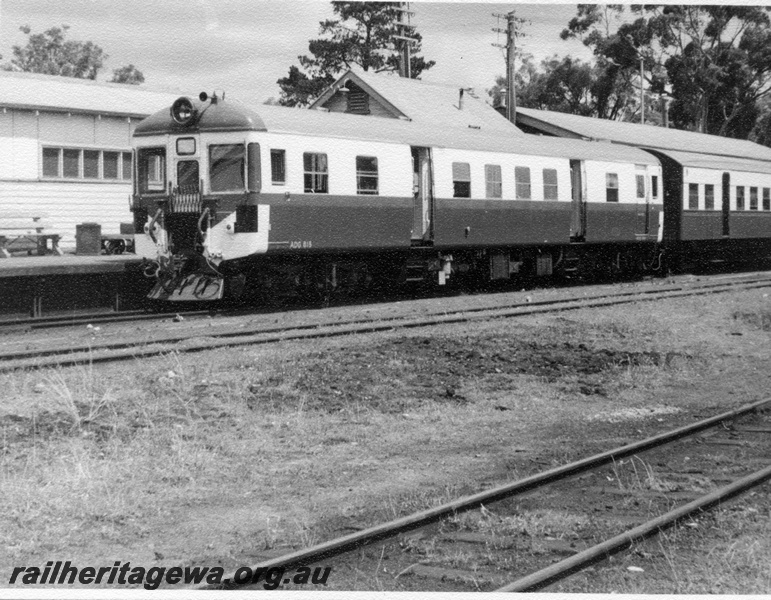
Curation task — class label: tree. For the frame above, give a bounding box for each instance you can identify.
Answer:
[4,24,146,84]
[488,54,642,121]
[561,5,771,137]
[278,2,435,107]
[111,64,144,85]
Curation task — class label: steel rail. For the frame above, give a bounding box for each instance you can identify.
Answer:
[1,277,770,373]
[497,464,771,592]
[195,397,770,590]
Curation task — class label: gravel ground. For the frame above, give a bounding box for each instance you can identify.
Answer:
[1,279,770,592]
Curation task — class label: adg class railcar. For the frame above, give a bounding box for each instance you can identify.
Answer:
[129,92,769,302]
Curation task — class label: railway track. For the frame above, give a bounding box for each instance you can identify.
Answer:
[0,272,770,373]
[196,397,770,591]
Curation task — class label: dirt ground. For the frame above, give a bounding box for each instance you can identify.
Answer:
[1,280,770,592]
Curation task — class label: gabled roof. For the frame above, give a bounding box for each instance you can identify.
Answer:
[516,106,771,163]
[311,68,523,135]
[0,70,182,118]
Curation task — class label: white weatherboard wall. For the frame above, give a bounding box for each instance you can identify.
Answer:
[0,108,135,248]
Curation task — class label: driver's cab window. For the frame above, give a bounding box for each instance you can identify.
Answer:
[137,147,166,194]
[210,144,246,192]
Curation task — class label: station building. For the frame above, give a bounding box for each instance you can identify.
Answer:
[0,71,178,248]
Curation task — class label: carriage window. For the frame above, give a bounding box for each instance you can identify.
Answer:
[750,186,758,210]
[304,152,328,193]
[137,147,166,193]
[764,188,770,211]
[705,184,715,210]
[543,168,558,200]
[651,175,659,199]
[452,162,471,198]
[176,160,199,190]
[688,183,699,210]
[515,166,531,199]
[605,173,619,203]
[736,186,745,210]
[485,164,502,198]
[636,174,645,198]
[356,156,378,195]
[271,150,286,185]
[210,144,246,192]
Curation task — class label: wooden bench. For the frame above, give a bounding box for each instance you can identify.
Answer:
[0,214,62,258]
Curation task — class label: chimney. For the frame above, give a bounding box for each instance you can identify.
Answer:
[459,88,465,110]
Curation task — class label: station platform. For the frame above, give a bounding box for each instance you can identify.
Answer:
[0,253,152,318]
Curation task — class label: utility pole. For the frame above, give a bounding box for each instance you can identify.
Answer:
[639,55,645,125]
[493,11,523,125]
[393,3,418,78]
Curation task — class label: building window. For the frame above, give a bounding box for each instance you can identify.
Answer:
[103,151,119,179]
[736,186,745,210]
[606,173,619,203]
[750,186,759,210]
[705,184,715,210]
[83,150,100,179]
[543,168,558,200]
[452,162,471,198]
[764,188,770,211]
[688,183,699,210]
[304,152,328,193]
[636,174,645,198]
[42,146,131,181]
[356,156,378,195]
[63,149,80,178]
[651,175,659,199]
[515,166,531,199]
[42,147,60,177]
[270,149,286,185]
[485,164,502,198]
[121,152,132,181]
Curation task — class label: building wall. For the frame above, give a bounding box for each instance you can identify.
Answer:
[0,108,137,247]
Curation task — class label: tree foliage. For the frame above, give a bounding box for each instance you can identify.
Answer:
[4,25,145,84]
[111,64,145,85]
[561,5,771,138]
[278,2,435,107]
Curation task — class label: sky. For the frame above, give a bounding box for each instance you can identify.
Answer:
[0,1,597,104]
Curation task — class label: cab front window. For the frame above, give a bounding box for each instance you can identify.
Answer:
[137,147,166,194]
[210,144,245,192]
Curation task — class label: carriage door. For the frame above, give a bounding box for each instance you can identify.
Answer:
[721,172,730,237]
[570,159,586,241]
[411,147,433,243]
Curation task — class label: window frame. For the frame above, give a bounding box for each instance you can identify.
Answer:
[355,155,379,195]
[763,188,770,211]
[605,172,619,203]
[736,186,745,210]
[688,183,699,210]
[452,161,471,198]
[304,152,329,194]
[543,168,558,201]
[270,149,286,185]
[485,164,502,199]
[41,145,132,182]
[750,186,759,210]
[705,184,715,210]
[209,143,247,193]
[515,166,531,200]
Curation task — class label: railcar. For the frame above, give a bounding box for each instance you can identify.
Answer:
[131,93,666,302]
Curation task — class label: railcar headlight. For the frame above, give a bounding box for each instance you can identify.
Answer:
[170,97,196,126]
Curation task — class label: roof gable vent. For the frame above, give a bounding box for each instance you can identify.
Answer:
[345,83,370,115]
